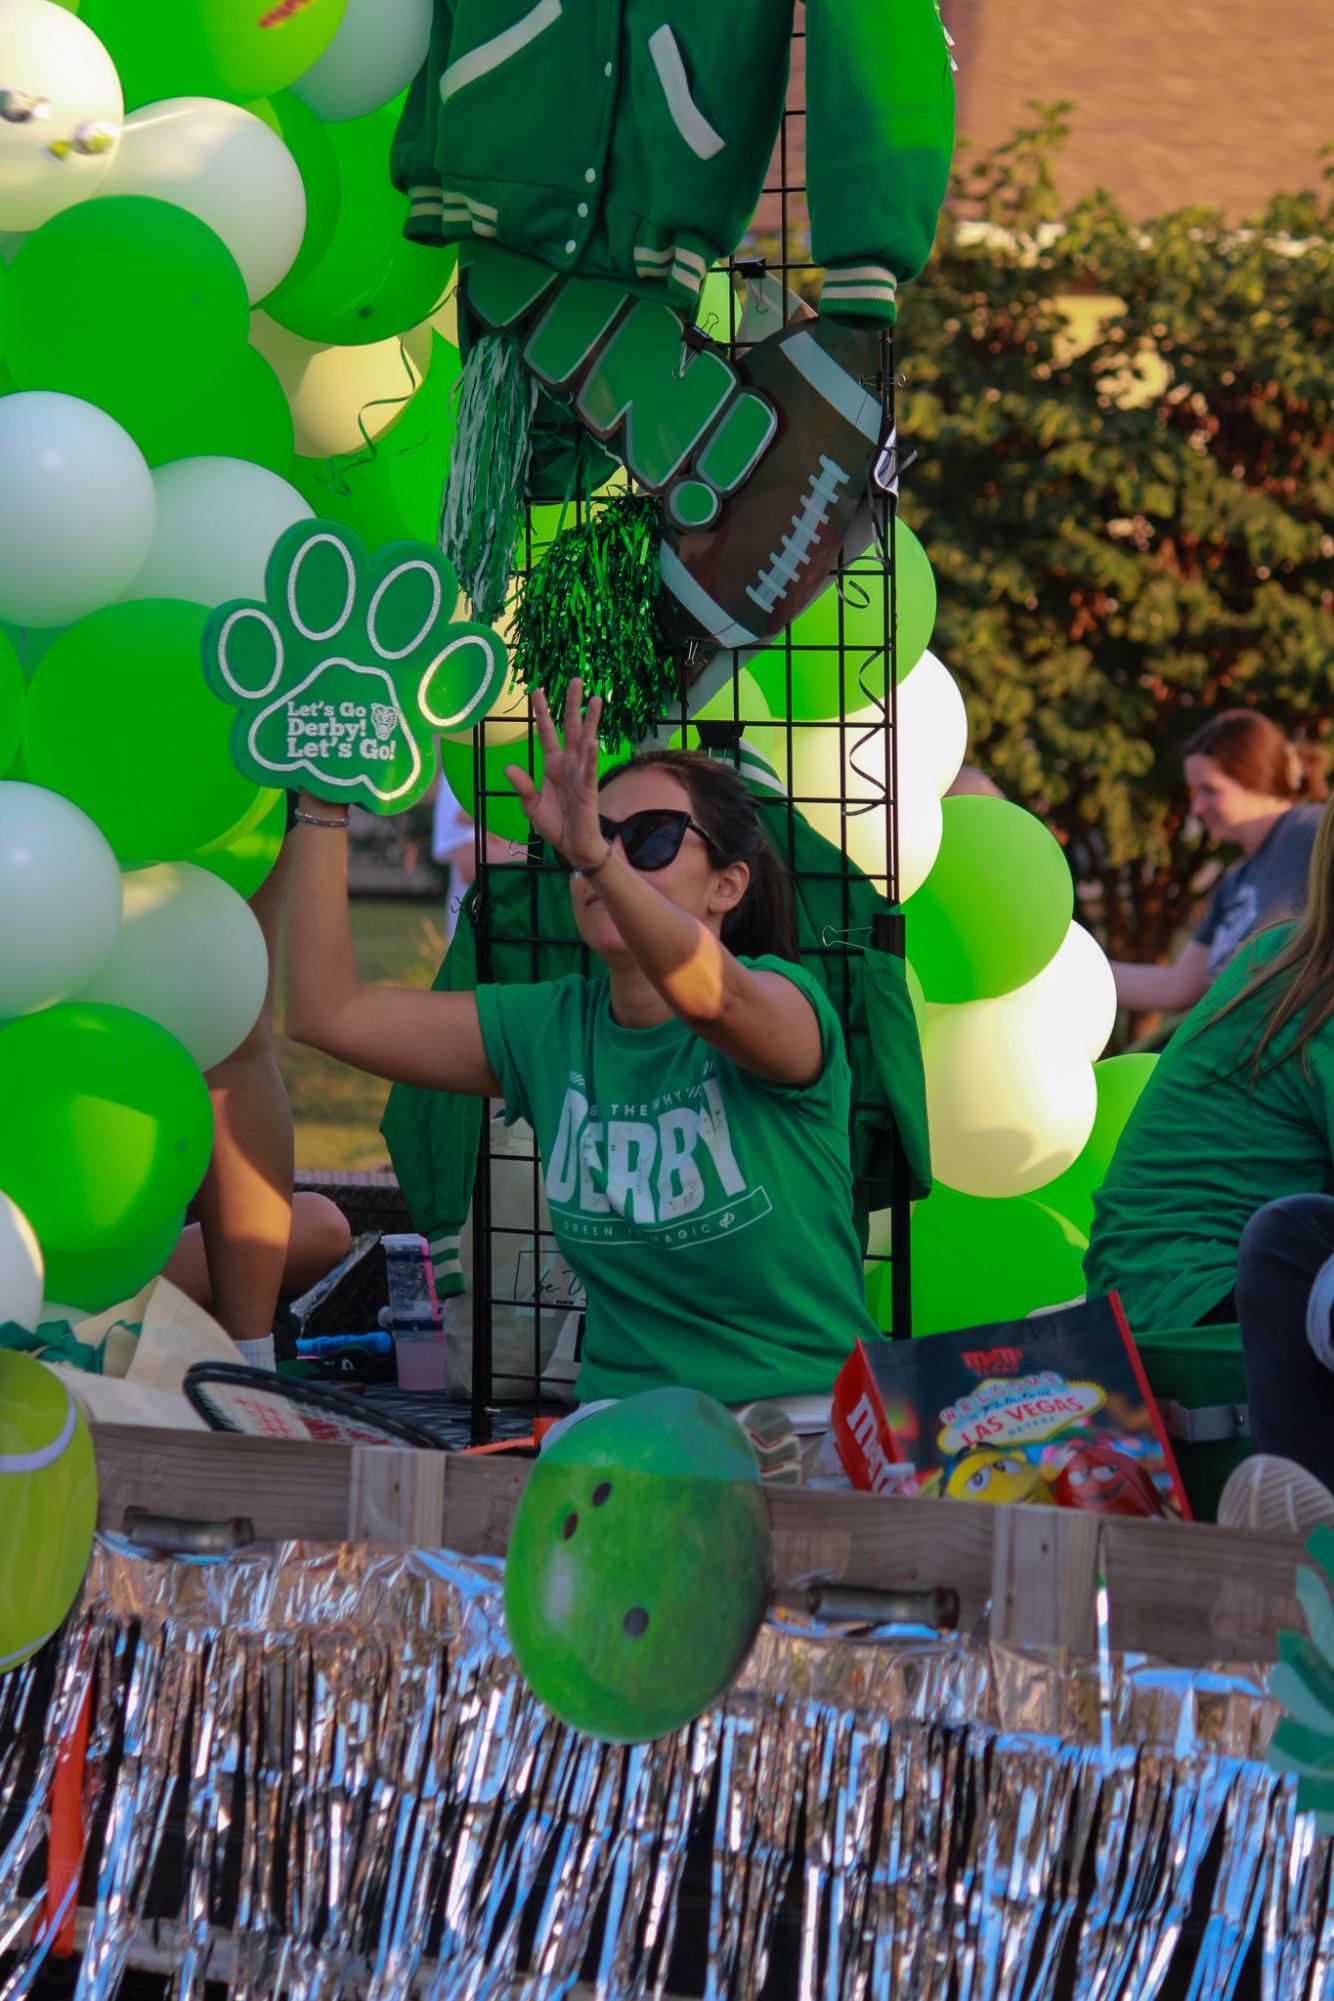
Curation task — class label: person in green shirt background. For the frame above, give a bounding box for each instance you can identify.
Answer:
[1086,794,1334,1510]
[284,681,881,1409]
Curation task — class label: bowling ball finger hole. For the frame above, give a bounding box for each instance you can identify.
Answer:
[592,1481,612,1507]
[562,1512,578,1540]
[622,1606,649,1639]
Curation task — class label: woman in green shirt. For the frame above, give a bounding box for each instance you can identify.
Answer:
[285,682,881,1407]
[1086,797,1334,1482]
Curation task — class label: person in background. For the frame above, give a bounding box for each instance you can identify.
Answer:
[1086,796,1334,1528]
[164,1191,350,1322]
[1111,710,1326,1016]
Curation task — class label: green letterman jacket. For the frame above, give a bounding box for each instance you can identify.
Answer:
[381,745,931,1298]
[391,0,955,325]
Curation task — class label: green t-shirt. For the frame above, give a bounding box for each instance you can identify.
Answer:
[1084,926,1334,1330]
[474,956,881,1404]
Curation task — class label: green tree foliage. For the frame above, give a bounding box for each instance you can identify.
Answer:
[894,106,1334,960]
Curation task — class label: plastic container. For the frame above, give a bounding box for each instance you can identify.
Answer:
[380,1233,447,1392]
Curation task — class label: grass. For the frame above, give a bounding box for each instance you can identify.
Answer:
[277,897,449,1172]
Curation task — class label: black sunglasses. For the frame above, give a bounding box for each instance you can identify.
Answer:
[592,808,720,872]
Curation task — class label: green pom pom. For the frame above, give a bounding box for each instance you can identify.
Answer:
[439,333,532,622]
[511,495,681,747]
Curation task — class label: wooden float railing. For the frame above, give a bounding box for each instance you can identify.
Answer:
[90,1422,1309,1665]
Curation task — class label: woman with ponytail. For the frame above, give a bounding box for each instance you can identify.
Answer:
[285,682,880,1407]
[1112,710,1327,1015]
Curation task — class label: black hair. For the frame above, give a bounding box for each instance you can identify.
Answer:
[597,749,799,962]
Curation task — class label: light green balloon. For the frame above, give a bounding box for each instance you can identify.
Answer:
[287,336,459,550]
[22,600,265,865]
[5,199,250,447]
[266,95,454,346]
[0,1003,212,1252]
[904,796,1074,1002]
[41,1210,185,1314]
[79,0,348,110]
[749,522,936,719]
[0,631,21,777]
[1034,1054,1159,1238]
[869,1185,1088,1336]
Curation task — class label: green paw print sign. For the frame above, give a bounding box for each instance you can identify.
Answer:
[203,522,509,813]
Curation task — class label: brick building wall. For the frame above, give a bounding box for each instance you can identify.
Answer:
[755,4,1333,246]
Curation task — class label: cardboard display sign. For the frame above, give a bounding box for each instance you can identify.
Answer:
[833,1295,1192,1520]
[203,522,509,814]
[464,247,885,660]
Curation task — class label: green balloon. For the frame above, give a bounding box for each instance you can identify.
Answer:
[904,797,1074,1002]
[290,448,414,554]
[383,336,461,537]
[440,728,541,849]
[0,258,8,367]
[79,0,347,110]
[257,93,341,306]
[0,630,21,777]
[0,1004,212,1252]
[190,788,287,902]
[22,600,265,865]
[266,96,454,346]
[869,1186,1089,1337]
[5,200,249,440]
[42,1209,186,1314]
[504,1389,771,1744]
[132,344,296,476]
[1033,1054,1159,1238]
[749,521,936,719]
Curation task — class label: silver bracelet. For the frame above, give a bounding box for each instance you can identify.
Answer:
[294,806,349,830]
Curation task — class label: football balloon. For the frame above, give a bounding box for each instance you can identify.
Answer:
[659,317,885,667]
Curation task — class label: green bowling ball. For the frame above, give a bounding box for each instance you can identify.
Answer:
[504,1389,772,1744]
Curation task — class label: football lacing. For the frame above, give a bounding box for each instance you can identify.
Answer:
[745,455,850,617]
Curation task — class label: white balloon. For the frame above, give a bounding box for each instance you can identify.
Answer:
[1009,921,1118,1062]
[924,996,1097,1197]
[896,649,968,799]
[0,0,122,231]
[0,782,123,1013]
[751,706,943,892]
[77,862,269,1071]
[122,457,312,607]
[0,1192,43,1332]
[249,312,432,458]
[292,0,433,121]
[897,777,944,899]
[96,97,306,304]
[0,393,156,626]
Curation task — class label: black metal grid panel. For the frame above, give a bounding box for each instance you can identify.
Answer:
[467,26,911,1440]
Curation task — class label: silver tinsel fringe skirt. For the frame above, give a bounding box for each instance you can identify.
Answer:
[0,1536,1329,2000]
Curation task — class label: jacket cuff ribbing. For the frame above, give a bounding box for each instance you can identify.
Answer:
[819,262,899,324]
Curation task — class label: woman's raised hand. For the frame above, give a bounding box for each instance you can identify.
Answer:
[504,681,609,871]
